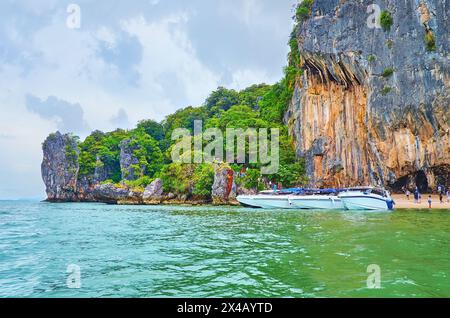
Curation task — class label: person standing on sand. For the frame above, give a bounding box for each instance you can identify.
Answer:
[447,189,450,203]
[406,189,410,200]
[414,189,419,204]
[428,195,432,209]
[439,191,444,204]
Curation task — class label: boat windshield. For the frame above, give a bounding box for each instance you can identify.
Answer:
[260,187,388,197]
[259,188,340,196]
[371,188,386,197]
[344,187,387,197]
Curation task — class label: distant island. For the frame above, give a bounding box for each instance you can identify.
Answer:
[41,0,449,205]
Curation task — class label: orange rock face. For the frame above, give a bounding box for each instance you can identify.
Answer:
[288,74,371,188]
[285,0,449,191]
[286,65,449,190]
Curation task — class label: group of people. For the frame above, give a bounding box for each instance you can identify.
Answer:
[437,185,450,204]
[404,185,450,208]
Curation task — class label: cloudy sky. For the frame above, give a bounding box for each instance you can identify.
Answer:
[0,0,297,199]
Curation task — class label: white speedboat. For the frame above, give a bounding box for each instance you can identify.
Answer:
[338,187,395,211]
[236,189,343,210]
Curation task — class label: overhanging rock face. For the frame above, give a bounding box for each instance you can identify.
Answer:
[285,0,449,190]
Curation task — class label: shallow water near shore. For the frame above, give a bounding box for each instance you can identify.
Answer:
[0,200,449,298]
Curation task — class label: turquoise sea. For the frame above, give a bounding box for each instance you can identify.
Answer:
[0,200,449,298]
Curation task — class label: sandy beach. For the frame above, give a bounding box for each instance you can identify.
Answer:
[392,194,450,210]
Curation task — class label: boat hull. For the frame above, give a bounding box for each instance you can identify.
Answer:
[238,187,394,211]
[289,196,343,210]
[236,195,295,209]
[237,195,343,210]
[339,194,393,211]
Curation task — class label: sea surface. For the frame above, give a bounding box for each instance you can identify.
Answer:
[0,200,449,298]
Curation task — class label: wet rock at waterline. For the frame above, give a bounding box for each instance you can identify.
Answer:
[212,165,237,205]
[91,184,130,204]
[143,178,164,199]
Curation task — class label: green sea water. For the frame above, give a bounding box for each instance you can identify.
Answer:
[0,200,449,298]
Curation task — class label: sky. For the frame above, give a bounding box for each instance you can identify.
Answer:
[0,0,297,199]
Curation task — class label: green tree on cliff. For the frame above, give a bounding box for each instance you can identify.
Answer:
[75,79,307,195]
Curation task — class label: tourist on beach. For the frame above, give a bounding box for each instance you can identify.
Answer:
[414,189,421,204]
[405,189,410,200]
[439,191,444,204]
[428,195,432,209]
[447,189,450,203]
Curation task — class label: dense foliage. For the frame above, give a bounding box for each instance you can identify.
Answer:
[78,129,129,182]
[74,81,307,198]
[425,30,436,52]
[380,10,393,31]
[295,0,313,24]
[382,68,394,77]
[285,1,312,97]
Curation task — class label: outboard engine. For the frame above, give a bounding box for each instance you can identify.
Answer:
[387,200,395,210]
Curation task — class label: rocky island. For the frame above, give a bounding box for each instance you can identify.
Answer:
[42,131,241,204]
[41,0,449,205]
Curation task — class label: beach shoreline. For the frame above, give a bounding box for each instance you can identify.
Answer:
[392,194,450,210]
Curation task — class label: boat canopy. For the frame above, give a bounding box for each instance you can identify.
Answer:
[260,187,389,196]
[276,188,343,195]
[341,187,388,197]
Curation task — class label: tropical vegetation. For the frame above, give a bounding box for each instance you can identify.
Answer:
[71,1,314,199]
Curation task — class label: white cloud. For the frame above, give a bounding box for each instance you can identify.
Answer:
[218,0,263,26]
[228,69,274,91]
[96,26,117,49]
[25,94,90,134]
[0,83,56,199]
[13,0,59,15]
[120,13,220,115]
[110,108,131,128]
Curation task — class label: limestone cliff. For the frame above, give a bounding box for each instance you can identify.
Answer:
[211,164,237,205]
[41,132,80,201]
[41,131,128,203]
[119,138,141,181]
[285,0,449,190]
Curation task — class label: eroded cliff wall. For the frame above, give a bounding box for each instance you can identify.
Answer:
[41,132,80,201]
[285,0,449,190]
